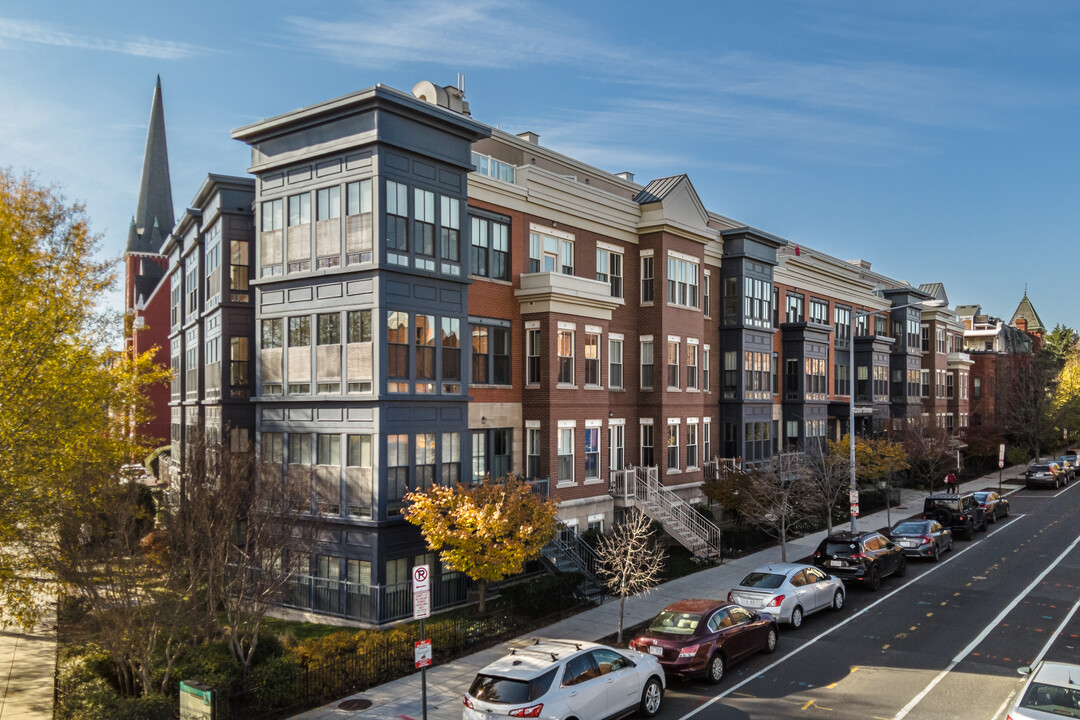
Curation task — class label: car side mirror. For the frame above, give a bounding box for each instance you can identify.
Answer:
[886,542,895,550]
[1018,666,1032,676]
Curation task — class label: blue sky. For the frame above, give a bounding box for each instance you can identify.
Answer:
[2,1,1077,330]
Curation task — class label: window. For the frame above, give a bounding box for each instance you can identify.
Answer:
[641,255,654,303]
[743,277,772,329]
[288,433,312,465]
[835,363,850,397]
[441,318,461,394]
[937,328,947,354]
[529,230,573,274]
[667,340,680,389]
[205,230,221,306]
[585,332,601,386]
[640,339,654,390]
[596,248,623,297]
[609,337,623,389]
[687,343,699,390]
[584,427,599,480]
[835,306,851,349]
[703,346,711,392]
[875,315,888,336]
[907,318,920,351]
[170,279,181,330]
[785,358,799,400]
[805,358,826,399]
[472,151,515,182]
[414,188,435,269]
[703,271,711,317]
[386,180,408,265]
[921,324,930,353]
[185,254,199,319]
[785,293,804,323]
[260,198,283,276]
[346,434,373,518]
[809,298,828,325]
[387,311,409,393]
[724,351,738,399]
[703,419,711,464]
[472,325,510,385]
[262,432,283,465]
[745,351,771,400]
[973,376,982,398]
[640,421,654,467]
[667,424,679,471]
[317,434,340,466]
[442,432,461,485]
[346,179,373,264]
[686,422,698,469]
[558,329,574,385]
[609,423,624,473]
[346,309,373,393]
[526,427,541,479]
[316,313,341,394]
[261,318,283,395]
[440,196,461,274]
[230,337,249,398]
[287,316,310,395]
[558,427,574,482]
[386,435,409,509]
[230,239,249,301]
[415,314,435,394]
[315,186,341,269]
[667,256,699,308]
[946,373,955,399]
[468,215,510,280]
[287,192,311,273]
[415,433,435,491]
[874,365,888,398]
[526,329,541,385]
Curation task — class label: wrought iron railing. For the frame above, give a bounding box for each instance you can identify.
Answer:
[610,466,722,560]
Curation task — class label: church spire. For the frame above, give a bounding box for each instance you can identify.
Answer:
[126,75,175,255]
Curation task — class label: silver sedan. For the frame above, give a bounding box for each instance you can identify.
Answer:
[727,563,845,629]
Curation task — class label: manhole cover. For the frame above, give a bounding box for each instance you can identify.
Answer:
[338,698,373,711]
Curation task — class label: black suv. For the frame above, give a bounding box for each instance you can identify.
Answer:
[812,530,906,591]
[922,493,986,540]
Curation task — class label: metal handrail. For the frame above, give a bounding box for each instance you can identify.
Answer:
[610,466,722,559]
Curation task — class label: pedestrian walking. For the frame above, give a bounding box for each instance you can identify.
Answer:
[944,471,958,494]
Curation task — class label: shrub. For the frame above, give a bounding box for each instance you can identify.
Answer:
[494,573,584,618]
[247,654,301,712]
[1007,447,1030,467]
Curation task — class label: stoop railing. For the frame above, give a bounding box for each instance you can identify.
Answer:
[541,521,606,601]
[610,466,722,561]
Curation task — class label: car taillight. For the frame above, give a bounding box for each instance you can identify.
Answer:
[769,594,786,607]
[678,644,700,658]
[509,704,544,718]
[850,552,866,560]
[813,550,821,558]
[727,591,734,602]
[919,536,930,545]
[463,696,474,709]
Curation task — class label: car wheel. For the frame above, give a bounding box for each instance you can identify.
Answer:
[1002,504,1009,518]
[979,516,988,532]
[1054,479,1060,489]
[963,522,974,540]
[639,677,663,717]
[790,605,803,629]
[896,556,907,577]
[987,509,997,524]
[866,567,881,591]
[831,589,844,611]
[931,544,941,562]
[765,627,778,654]
[706,653,725,684]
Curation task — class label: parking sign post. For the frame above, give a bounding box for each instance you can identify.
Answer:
[413,565,431,720]
[999,443,1006,493]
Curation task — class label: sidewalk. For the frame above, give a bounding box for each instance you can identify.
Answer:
[293,466,1027,720]
[0,582,56,720]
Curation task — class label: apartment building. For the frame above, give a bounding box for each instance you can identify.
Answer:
[917,284,972,434]
[956,303,1034,430]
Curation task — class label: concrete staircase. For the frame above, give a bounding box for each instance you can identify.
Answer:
[610,467,722,561]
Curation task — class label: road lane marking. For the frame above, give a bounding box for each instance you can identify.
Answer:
[891,530,1080,720]
[1029,595,1080,667]
[991,688,1019,720]
[674,517,1026,720]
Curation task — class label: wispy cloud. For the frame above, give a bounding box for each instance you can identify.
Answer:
[0,17,213,60]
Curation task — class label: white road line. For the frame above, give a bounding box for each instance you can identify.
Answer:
[1052,481,1079,498]
[674,514,1027,720]
[891,530,1080,720]
[991,689,1019,720]
[1031,595,1080,667]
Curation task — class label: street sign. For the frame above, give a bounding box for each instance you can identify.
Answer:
[850,503,859,517]
[415,639,432,668]
[412,564,431,619]
[999,459,1004,468]
[849,490,859,504]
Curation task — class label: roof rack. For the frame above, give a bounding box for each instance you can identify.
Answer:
[508,638,584,662]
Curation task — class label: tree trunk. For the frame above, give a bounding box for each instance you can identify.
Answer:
[617,594,626,644]
[478,581,487,614]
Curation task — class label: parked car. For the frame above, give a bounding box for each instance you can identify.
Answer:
[922,492,987,539]
[973,490,1010,523]
[726,563,845,629]
[1006,660,1080,719]
[1054,457,1077,482]
[629,600,777,684]
[888,519,953,561]
[463,639,665,720]
[1026,462,1066,489]
[811,530,906,591]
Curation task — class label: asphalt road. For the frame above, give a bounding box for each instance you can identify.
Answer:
[650,480,1080,720]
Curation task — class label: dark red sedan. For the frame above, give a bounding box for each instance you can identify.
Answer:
[628,599,778,684]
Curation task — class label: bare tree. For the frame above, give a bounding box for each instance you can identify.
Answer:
[997,351,1062,459]
[802,442,849,536]
[704,457,823,562]
[899,419,956,492]
[595,510,665,644]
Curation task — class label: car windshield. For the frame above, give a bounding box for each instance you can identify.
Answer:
[892,522,926,534]
[469,668,557,704]
[738,572,786,589]
[1019,680,1080,717]
[926,499,958,510]
[824,541,860,556]
[647,610,703,634]
[973,492,990,502]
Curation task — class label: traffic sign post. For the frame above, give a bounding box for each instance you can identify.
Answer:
[999,443,1006,493]
[412,565,431,720]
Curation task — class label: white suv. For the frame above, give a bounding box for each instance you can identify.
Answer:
[1006,660,1080,718]
[463,638,665,720]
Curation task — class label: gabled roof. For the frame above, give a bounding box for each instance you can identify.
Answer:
[1010,292,1046,332]
[633,174,689,204]
[955,304,980,317]
[918,283,949,306]
[633,174,710,232]
[126,76,174,255]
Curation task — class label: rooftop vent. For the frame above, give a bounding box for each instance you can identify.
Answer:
[517,131,540,145]
[615,171,635,182]
[411,80,471,116]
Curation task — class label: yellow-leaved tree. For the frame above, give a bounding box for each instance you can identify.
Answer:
[404,474,558,613]
[0,169,168,629]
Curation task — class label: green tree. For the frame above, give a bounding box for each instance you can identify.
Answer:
[1042,324,1078,369]
[0,169,167,628]
[404,475,558,613]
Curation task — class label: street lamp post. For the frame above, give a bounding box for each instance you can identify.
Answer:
[848,299,942,532]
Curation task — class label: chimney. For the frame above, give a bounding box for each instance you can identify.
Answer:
[517,131,540,145]
[848,259,872,270]
[615,171,634,182]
